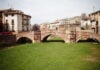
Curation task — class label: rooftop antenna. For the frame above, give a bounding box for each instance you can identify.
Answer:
[8,3,14,9]
[93,6,95,12]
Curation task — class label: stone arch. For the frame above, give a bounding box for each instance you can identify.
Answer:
[17,37,32,44]
[76,38,99,43]
[41,34,65,42]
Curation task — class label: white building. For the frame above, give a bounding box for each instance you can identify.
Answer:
[40,16,81,31]
[80,11,100,34]
[0,8,31,33]
[48,16,81,31]
[89,10,100,34]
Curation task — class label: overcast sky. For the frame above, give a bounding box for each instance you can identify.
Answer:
[0,0,100,24]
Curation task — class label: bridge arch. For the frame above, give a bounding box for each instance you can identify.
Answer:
[17,37,32,44]
[41,34,66,42]
[76,38,99,43]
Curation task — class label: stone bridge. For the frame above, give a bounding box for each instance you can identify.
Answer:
[15,29,100,43]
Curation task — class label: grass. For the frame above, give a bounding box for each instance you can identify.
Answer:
[46,36,65,42]
[0,42,100,70]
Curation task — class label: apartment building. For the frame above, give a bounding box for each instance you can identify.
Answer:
[89,10,100,34]
[0,8,31,33]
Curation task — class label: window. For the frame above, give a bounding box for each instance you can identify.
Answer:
[6,23,9,31]
[12,19,14,32]
[4,20,9,32]
[6,20,8,23]
[27,26,29,31]
[11,14,14,16]
[26,21,29,26]
[5,14,8,17]
[81,27,85,30]
[85,23,89,29]
[56,27,58,30]
[12,19,14,25]
[22,25,24,31]
[0,23,3,32]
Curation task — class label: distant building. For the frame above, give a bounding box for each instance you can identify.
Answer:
[81,10,100,34]
[40,16,81,31]
[80,14,91,30]
[40,10,100,35]
[89,10,100,34]
[0,8,31,33]
[40,22,50,30]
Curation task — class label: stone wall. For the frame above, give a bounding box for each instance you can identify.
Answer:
[0,35,16,47]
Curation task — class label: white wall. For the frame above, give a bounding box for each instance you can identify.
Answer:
[2,12,31,33]
[81,20,91,27]
[3,14,25,33]
[17,15,23,32]
[4,14,18,32]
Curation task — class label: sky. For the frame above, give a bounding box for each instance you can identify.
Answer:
[0,0,100,24]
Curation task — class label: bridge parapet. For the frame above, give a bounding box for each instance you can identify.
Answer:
[75,30,100,42]
[41,29,72,43]
[16,31,41,43]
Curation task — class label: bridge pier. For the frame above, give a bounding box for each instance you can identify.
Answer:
[33,31,41,43]
[64,30,76,43]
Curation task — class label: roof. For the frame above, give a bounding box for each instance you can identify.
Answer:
[89,10,100,15]
[0,8,23,13]
[0,8,12,12]
[0,8,31,18]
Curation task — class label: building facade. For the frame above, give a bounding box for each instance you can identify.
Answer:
[81,11,100,34]
[89,11,100,34]
[0,8,31,33]
[40,16,81,31]
[0,11,3,32]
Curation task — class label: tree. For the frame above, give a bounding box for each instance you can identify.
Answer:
[32,24,40,31]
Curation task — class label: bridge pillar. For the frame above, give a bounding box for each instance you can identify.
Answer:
[33,31,41,43]
[65,30,76,43]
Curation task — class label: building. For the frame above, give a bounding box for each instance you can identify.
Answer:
[40,16,81,32]
[0,8,31,33]
[50,16,81,31]
[89,10,100,34]
[80,14,91,30]
[0,11,3,32]
[40,22,50,30]
[40,10,100,35]
[81,11,100,34]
